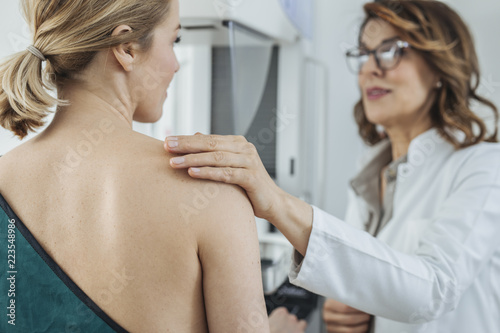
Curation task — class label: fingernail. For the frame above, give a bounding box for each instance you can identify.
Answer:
[167,140,178,148]
[171,157,185,165]
[190,168,200,173]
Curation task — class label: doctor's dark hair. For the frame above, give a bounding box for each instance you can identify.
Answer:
[354,0,499,148]
[0,0,171,139]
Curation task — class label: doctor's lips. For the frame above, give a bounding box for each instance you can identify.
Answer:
[366,87,392,101]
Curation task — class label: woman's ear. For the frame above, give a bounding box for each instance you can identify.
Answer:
[111,25,136,72]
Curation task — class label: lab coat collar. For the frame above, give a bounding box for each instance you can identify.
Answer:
[350,127,452,197]
[406,127,450,164]
[349,139,391,198]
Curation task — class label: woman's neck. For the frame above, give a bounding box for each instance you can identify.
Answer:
[50,81,136,133]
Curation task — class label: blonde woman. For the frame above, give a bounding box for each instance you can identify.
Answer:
[0,0,298,332]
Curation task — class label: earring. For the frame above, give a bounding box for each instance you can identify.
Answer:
[436,81,443,88]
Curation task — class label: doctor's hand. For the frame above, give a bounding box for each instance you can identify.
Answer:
[165,134,285,221]
[269,307,307,333]
[323,299,371,333]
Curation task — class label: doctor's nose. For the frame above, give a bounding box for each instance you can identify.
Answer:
[360,54,383,77]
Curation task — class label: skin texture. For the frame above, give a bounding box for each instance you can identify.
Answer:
[163,17,442,333]
[269,307,307,333]
[0,1,270,332]
[166,134,314,256]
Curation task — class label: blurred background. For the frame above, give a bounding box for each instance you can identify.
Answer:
[1,0,499,331]
[1,0,499,218]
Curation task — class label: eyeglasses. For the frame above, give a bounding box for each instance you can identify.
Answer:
[345,39,411,74]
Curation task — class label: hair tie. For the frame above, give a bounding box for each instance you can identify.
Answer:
[27,45,46,62]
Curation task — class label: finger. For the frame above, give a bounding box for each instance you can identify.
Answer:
[185,167,249,186]
[323,311,371,326]
[183,133,245,141]
[169,152,252,169]
[269,307,289,318]
[165,134,249,153]
[284,314,307,333]
[297,319,307,331]
[323,299,361,314]
[325,323,370,333]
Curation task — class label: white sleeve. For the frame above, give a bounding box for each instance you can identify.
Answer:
[289,148,500,323]
[343,187,367,230]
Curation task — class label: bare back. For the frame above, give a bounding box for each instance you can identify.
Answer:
[0,119,268,332]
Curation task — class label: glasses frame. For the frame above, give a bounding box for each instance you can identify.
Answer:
[345,39,411,74]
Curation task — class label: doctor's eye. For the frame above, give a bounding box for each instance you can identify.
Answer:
[174,36,182,44]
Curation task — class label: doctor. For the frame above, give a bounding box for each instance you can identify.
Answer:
[165,1,500,332]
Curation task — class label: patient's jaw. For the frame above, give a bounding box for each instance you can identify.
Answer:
[60,0,181,127]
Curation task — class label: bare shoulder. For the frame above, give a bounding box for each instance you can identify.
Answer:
[117,131,255,226]
[0,139,38,188]
[0,129,257,242]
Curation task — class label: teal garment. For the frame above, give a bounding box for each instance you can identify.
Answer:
[0,194,128,333]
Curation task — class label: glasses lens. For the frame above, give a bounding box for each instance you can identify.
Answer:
[346,49,369,74]
[377,41,400,70]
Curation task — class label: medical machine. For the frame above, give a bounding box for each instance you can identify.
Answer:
[135,0,327,328]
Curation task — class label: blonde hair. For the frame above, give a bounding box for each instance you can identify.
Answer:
[0,0,171,139]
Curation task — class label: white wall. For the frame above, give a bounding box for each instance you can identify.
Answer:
[313,0,500,218]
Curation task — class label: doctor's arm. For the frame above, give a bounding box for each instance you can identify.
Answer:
[289,149,500,323]
[165,134,315,255]
[320,189,371,333]
[167,134,500,323]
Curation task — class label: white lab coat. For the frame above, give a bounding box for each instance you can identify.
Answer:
[289,128,500,332]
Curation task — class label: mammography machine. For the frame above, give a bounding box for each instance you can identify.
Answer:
[135,0,327,329]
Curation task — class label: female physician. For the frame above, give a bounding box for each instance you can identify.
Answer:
[165,1,500,333]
